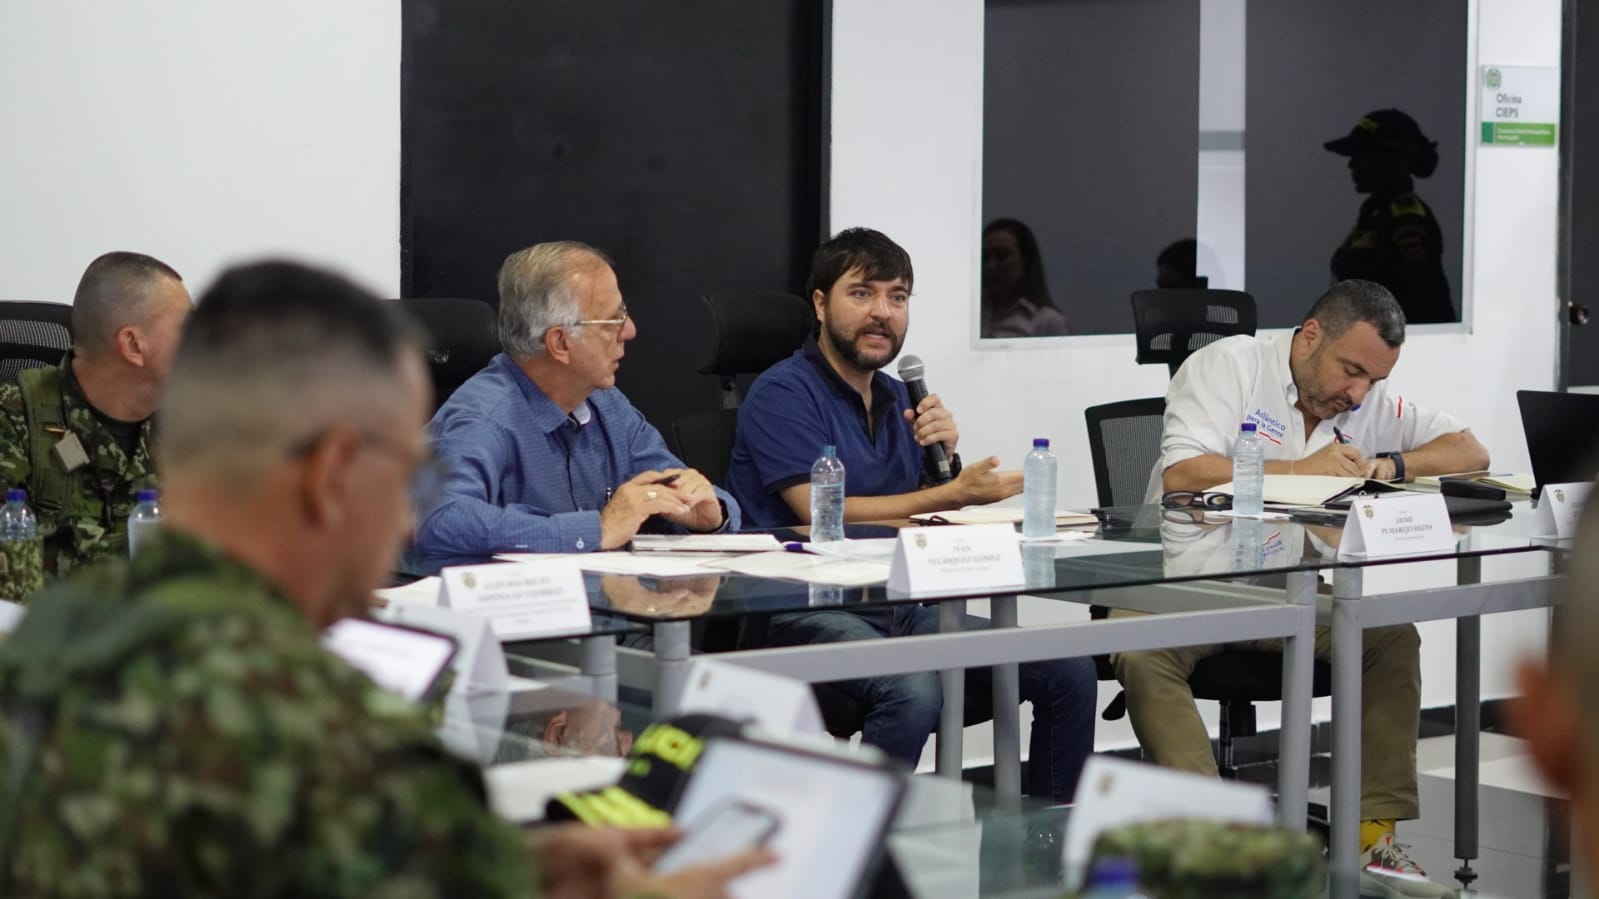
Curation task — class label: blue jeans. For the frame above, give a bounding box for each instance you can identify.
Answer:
[761,605,1097,804]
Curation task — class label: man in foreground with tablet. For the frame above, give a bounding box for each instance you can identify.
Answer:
[1118,279,1486,897]
[416,241,737,556]
[0,261,767,897]
[726,227,1097,803]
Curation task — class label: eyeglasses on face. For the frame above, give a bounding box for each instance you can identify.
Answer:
[289,429,448,510]
[573,301,629,329]
[1160,490,1234,511]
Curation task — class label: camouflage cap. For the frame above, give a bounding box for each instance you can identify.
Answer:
[545,712,745,828]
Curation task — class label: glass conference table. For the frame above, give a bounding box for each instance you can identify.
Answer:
[443,678,1076,898]
[404,502,1565,897]
[403,523,1318,827]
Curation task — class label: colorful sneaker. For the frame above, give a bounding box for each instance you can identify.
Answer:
[1359,834,1454,897]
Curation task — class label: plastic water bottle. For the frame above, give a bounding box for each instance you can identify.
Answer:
[0,488,44,603]
[809,445,846,544]
[1231,515,1266,571]
[1022,438,1057,538]
[1022,543,1057,588]
[1079,856,1151,898]
[809,582,844,606]
[1232,423,1266,517]
[128,489,162,557]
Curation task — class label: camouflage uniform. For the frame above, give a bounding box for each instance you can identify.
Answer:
[0,352,159,578]
[0,529,537,897]
[1083,818,1324,899]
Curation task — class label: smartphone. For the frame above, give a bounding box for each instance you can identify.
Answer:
[653,798,781,874]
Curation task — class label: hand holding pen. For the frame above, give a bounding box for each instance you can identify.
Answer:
[599,470,706,550]
[1293,428,1368,478]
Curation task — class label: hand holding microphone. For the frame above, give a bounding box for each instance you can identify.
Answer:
[897,355,958,484]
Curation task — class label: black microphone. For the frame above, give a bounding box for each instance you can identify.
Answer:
[896,354,953,484]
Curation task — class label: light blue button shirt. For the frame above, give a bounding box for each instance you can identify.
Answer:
[415,354,739,554]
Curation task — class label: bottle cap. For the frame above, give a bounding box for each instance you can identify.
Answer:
[1240,422,1257,433]
[1033,438,1050,448]
[1085,855,1139,885]
[135,489,159,503]
[4,488,24,503]
[822,444,837,457]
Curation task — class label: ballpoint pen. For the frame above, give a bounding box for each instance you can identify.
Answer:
[1332,425,1350,446]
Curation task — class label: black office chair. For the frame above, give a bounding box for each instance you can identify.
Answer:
[1085,397,1167,509]
[1083,396,1331,778]
[0,301,73,386]
[666,290,888,739]
[1131,289,1257,377]
[397,297,499,413]
[667,290,813,485]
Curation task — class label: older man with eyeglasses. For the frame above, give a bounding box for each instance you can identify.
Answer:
[415,241,737,556]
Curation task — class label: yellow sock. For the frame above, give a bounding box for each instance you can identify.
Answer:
[1360,819,1396,853]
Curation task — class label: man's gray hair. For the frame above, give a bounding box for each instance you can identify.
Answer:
[1304,279,1407,348]
[159,261,423,485]
[497,241,614,359]
[71,251,183,358]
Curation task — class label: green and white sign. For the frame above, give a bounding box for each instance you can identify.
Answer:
[1480,65,1559,146]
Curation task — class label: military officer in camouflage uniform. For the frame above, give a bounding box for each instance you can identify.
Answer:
[0,251,191,578]
[1325,109,1457,324]
[0,261,769,897]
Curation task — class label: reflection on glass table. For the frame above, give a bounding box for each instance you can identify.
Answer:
[598,573,723,618]
[444,677,1079,898]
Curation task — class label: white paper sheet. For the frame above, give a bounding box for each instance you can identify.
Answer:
[374,577,442,607]
[909,507,1099,526]
[496,552,733,578]
[1017,530,1098,544]
[804,538,899,562]
[703,551,890,586]
[630,533,784,553]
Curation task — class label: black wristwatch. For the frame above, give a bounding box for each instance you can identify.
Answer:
[1377,451,1406,482]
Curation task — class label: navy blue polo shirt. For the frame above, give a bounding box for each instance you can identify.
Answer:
[727,337,924,529]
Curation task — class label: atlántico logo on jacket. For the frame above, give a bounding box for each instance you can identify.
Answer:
[1244,409,1288,446]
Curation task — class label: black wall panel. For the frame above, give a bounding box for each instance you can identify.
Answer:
[402,1,824,430]
[1247,1,1467,328]
[1568,0,1599,386]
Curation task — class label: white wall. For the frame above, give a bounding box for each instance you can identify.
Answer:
[0,1,401,301]
[831,0,1561,753]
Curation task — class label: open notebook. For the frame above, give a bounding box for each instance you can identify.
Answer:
[1211,475,1405,507]
[909,507,1100,526]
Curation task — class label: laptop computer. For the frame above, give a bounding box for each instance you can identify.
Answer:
[1516,390,1599,489]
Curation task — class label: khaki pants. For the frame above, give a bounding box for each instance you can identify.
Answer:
[1108,608,1421,820]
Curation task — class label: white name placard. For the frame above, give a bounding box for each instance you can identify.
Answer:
[1338,494,1454,558]
[1063,756,1273,891]
[677,657,824,736]
[439,561,591,640]
[375,602,508,696]
[1534,481,1591,539]
[888,523,1024,596]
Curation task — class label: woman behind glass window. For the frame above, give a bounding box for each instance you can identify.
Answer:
[981,218,1070,338]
